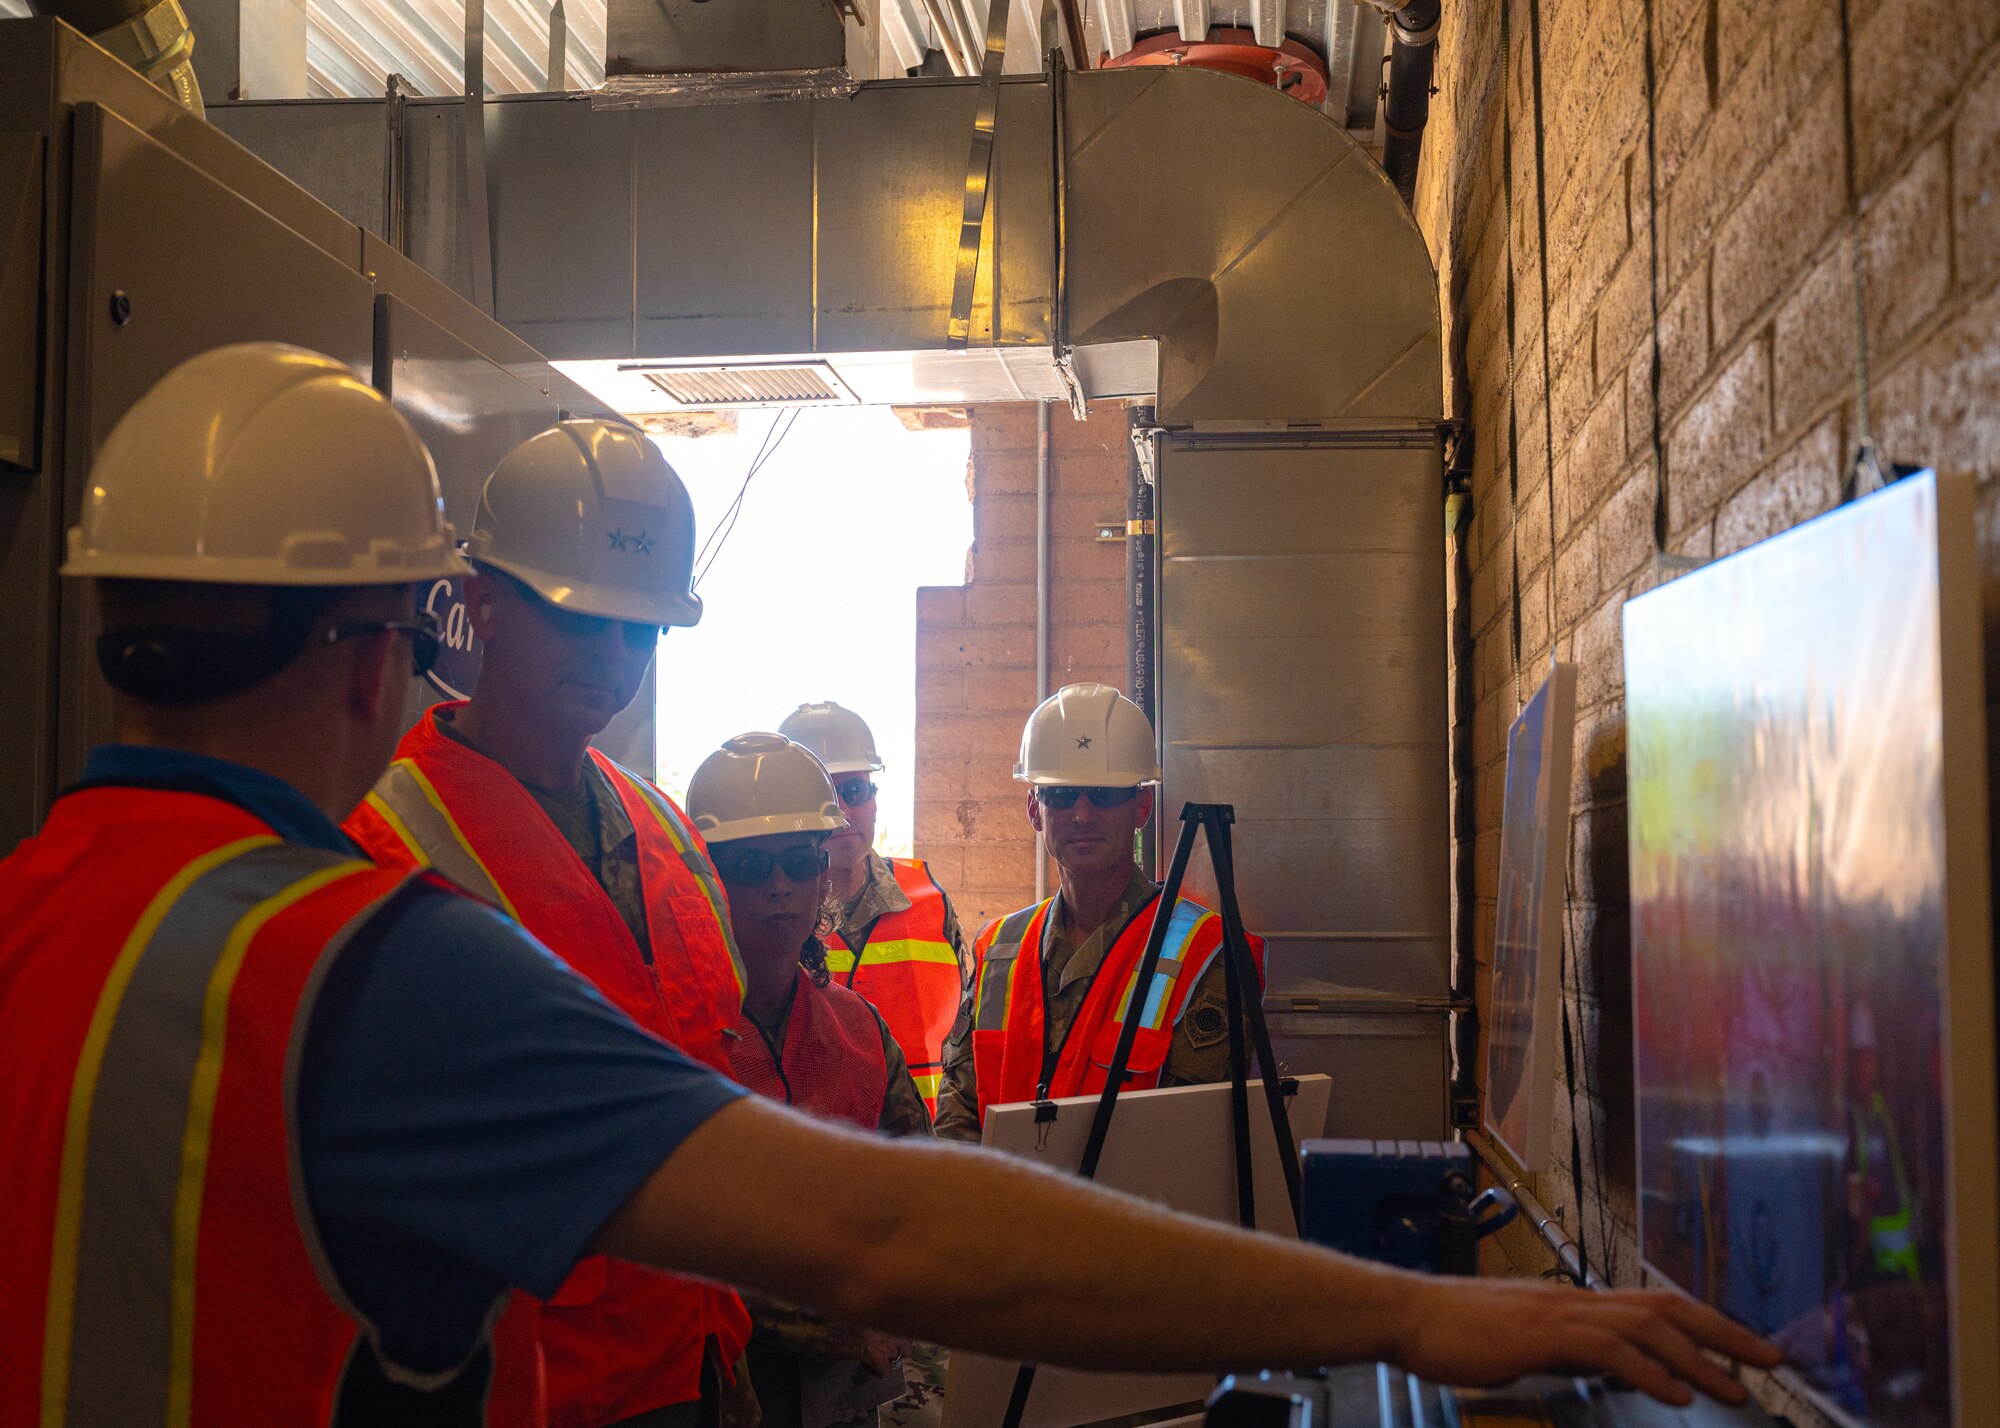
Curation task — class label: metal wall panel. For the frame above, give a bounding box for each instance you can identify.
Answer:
[45,32,366,270]
[0,20,610,849]
[0,132,44,472]
[631,98,812,358]
[811,78,1053,352]
[207,97,389,235]
[1158,431,1449,1135]
[58,101,377,783]
[1264,1010,1447,1139]
[399,97,478,303]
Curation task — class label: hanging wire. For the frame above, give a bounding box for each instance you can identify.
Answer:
[691,408,803,590]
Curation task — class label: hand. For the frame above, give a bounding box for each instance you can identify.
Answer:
[860,1331,911,1378]
[1390,1277,1782,1407]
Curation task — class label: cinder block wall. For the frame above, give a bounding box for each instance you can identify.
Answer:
[913,405,1133,934]
[1414,0,2000,1413]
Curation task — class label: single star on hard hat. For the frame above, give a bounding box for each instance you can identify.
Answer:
[606,527,627,551]
[632,531,654,555]
[1076,736,1092,749]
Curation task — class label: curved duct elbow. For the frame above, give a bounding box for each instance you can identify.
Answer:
[1370,0,1439,205]
[30,0,205,115]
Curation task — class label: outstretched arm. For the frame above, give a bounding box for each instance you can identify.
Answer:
[595,1096,1778,1408]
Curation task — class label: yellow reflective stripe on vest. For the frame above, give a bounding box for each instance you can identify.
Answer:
[844,938,958,970]
[910,1069,943,1103]
[166,858,370,1427]
[607,764,747,1000]
[368,759,519,921]
[41,835,280,1428]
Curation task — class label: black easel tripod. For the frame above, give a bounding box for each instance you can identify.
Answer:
[996,802,1305,1428]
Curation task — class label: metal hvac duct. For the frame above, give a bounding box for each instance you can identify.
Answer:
[210,67,1449,1136]
[27,0,204,113]
[217,67,1436,421]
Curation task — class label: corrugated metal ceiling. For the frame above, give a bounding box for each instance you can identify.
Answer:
[307,0,606,97]
[2,0,1381,133]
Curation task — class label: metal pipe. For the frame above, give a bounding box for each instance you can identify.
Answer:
[383,74,409,253]
[919,0,976,75]
[1035,399,1052,902]
[1464,1129,1606,1290]
[1126,404,1156,875]
[1365,0,1440,204]
[30,0,204,113]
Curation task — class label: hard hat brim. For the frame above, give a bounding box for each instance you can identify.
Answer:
[819,757,885,774]
[1013,769,1160,787]
[699,810,848,844]
[476,555,704,628]
[60,544,471,586]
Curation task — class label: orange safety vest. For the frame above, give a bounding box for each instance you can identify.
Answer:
[824,858,961,1114]
[966,892,1264,1127]
[726,968,891,1132]
[0,785,536,1427]
[344,704,750,1428]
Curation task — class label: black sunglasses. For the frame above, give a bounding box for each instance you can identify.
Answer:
[834,778,878,807]
[713,843,830,888]
[1035,785,1140,811]
[324,615,442,678]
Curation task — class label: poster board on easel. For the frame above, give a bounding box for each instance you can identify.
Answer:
[944,1076,1332,1428]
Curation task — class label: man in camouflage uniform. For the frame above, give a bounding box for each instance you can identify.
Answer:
[934,684,1247,1144]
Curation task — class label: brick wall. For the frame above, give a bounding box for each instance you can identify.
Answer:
[1415,0,2000,1414]
[913,404,1134,933]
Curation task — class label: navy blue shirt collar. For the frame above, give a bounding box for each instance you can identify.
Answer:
[76,745,358,855]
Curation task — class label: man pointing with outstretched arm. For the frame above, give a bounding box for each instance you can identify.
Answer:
[0,346,1779,1426]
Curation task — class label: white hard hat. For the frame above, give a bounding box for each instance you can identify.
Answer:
[62,343,464,586]
[778,701,884,774]
[466,420,702,628]
[1015,682,1161,787]
[687,733,847,844]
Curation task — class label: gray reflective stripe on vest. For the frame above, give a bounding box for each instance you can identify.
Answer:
[367,761,511,912]
[55,841,384,1428]
[975,903,1047,1031]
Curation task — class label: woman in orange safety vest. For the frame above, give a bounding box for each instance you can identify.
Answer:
[686,734,933,1428]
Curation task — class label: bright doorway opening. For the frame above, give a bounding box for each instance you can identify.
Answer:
[649,406,973,857]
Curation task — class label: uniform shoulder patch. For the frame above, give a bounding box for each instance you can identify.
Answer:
[1185,994,1230,1049]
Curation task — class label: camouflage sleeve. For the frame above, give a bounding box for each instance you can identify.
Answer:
[742,1291,873,1362]
[873,1006,936,1138]
[931,975,982,1144]
[1160,953,1240,1088]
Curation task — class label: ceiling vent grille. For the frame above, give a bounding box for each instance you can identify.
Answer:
[635,362,852,408]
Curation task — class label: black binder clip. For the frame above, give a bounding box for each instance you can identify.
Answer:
[1032,1086,1059,1150]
